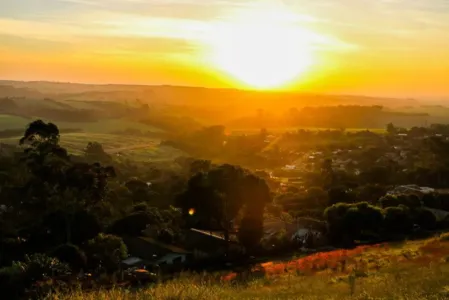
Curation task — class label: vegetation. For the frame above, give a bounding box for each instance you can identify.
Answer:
[44,236,449,299]
[3,84,449,298]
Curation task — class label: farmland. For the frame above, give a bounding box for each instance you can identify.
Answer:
[0,132,185,161]
[0,114,163,133]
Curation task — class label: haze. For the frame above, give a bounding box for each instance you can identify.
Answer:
[1,0,449,97]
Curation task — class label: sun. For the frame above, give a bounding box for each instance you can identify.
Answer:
[207,7,316,89]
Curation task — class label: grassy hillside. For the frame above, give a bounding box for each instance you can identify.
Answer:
[0,114,162,133]
[0,132,184,161]
[52,235,449,299]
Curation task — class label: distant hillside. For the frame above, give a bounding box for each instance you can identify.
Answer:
[0,80,421,109]
[0,80,441,131]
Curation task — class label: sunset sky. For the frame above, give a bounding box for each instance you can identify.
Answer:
[1,0,448,97]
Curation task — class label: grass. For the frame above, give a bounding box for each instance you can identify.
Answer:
[48,235,449,299]
[0,132,185,161]
[0,114,32,129]
[0,114,163,133]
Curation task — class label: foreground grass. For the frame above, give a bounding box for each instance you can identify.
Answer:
[49,235,449,300]
[48,265,449,299]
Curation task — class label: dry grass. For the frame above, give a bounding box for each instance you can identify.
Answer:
[48,236,449,300]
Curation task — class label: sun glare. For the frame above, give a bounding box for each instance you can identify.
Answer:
[207,7,317,89]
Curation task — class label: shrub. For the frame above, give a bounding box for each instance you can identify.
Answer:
[0,263,27,299]
[379,195,399,208]
[132,202,149,212]
[85,234,128,273]
[19,253,70,282]
[439,232,449,241]
[51,244,87,272]
[325,202,383,244]
[414,209,437,230]
[383,206,413,234]
[423,193,441,209]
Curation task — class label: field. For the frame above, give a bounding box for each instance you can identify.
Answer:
[230,127,386,135]
[0,114,186,161]
[0,132,185,161]
[0,114,33,129]
[0,114,163,133]
[51,235,449,299]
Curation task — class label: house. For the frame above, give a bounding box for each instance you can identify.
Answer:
[122,236,190,270]
[263,217,327,248]
[121,256,145,269]
[183,228,241,257]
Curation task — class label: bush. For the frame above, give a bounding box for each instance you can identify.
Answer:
[0,264,27,299]
[0,253,70,298]
[19,253,70,282]
[424,193,442,209]
[383,206,413,234]
[51,244,87,272]
[325,202,383,243]
[85,234,128,273]
[379,195,399,208]
[132,202,149,212]
[261,228,291,253]
[413,209,437,230]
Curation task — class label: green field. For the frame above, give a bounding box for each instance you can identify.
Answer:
[0,114,163,133]
[0,114,33,129]
[0,132,185,161]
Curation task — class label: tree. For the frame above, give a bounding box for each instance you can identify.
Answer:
[51,244,87,272]
[10,121,116,246]
[328,186,356,206]
[176,165,271,254]
[108,212,154,237]
[325,202,383,244]
[356,184,386,204]
[85,234,128,273]
[19,120,60,146]
[321,159,335,187]
[238,215,264,253]
[84,142,112,163]
[386,123,396,135]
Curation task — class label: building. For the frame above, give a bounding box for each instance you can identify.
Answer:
[183,228,241,257]
[122,236,190,271]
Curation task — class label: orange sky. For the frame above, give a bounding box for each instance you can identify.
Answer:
[1,0,448,97]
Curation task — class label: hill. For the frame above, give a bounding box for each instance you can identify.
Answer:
[0,80,433,131]
[0,80,420,109]
[53,235,449,299]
